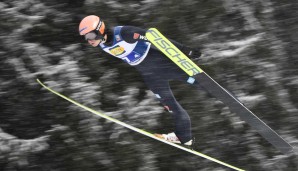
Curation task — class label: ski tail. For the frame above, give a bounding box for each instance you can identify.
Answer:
[194,73,293,154]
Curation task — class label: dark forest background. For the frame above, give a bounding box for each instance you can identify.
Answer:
[1,0,298,170]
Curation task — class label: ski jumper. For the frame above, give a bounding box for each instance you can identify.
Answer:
[99,26,198,143]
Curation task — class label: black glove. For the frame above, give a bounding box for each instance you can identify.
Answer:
[182,46,202,60]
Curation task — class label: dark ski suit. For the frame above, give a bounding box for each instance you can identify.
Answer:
[99,26,201,143]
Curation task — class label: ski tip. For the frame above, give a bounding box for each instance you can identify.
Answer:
[36,79,46,87]
[36,78,42,84]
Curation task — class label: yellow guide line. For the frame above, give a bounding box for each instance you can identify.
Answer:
[37,79,244,171]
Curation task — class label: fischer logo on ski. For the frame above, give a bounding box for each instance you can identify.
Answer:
[146,28,203,76]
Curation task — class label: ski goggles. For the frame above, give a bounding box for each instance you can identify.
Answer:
[84,31,103,41]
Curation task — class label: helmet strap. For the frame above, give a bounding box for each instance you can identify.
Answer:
[100,34,107,42]
[95,21,102,31]
[100,37,105,42]
[94,20,105,41]
[94,34,105,42]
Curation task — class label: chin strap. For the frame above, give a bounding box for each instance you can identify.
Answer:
[95,32,105,41]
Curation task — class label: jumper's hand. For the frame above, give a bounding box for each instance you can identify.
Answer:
[182,46,202,60]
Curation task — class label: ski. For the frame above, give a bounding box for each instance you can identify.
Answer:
[146,28,293,154]
[37,79,244,171]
